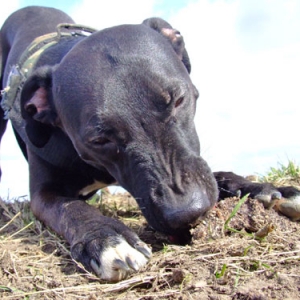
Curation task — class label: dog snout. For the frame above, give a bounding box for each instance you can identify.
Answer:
[162,189,212,231]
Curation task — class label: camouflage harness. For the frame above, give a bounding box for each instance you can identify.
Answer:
[1,23,97,119]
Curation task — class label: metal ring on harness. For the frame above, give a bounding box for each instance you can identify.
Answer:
[56,23,98,39]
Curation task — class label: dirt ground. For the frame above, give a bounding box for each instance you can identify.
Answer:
[1,188,300,299]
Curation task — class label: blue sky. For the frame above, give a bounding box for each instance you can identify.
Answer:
[1,0,299,197]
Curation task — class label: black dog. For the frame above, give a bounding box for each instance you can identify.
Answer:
[0,6,218,281]
[1,6,299,282]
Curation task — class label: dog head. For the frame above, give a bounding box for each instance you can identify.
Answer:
[21,20,218,241]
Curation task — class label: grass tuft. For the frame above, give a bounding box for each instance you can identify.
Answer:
[260,160,300,188]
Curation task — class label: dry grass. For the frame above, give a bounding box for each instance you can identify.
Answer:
[1,164,300,299]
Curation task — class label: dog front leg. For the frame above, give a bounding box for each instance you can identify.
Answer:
[27,150,151,282]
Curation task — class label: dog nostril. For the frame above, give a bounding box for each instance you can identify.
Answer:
[164,192,212,230]
[154,187,164,198]
[165,207,203,230]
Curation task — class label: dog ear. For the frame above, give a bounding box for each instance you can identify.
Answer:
[21,66,59,148]
[142,18,191,74]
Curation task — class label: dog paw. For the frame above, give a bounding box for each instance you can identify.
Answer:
[71,234,151,281]
[254,191,282,209]
[274,187,300,221]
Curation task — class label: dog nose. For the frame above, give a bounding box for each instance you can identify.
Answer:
[164,191,212,230]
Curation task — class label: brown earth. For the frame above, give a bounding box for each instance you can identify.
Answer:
[0,190,300,300]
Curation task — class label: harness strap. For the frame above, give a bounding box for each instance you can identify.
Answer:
[1,23,97,119]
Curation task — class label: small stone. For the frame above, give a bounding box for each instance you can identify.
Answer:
[172,268,189,283]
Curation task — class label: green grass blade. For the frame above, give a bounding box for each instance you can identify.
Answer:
[215,264,227,278]
[224,194,249,229]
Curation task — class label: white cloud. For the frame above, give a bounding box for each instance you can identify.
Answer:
[0,0,20,26]
[69,0,159,29]
[236,0,300,51]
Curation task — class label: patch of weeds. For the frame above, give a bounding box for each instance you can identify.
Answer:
[243,245,253,256]
[260,160,300,186]
[88,189,111,207]
[180,272,192,291]
[162,243,172,253]
[21,203,36,225]
[247,261,273,273]
[224,194,250,236]
[87,192,102,205]
[249,260,260,272]
[215,264,227,279]
[234,268,240,287]
[0,285,13,292]
[0,285,25,294]
[261,263,272,270]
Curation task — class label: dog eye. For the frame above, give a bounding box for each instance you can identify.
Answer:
[175,97,184,108]
[89,137,111,146]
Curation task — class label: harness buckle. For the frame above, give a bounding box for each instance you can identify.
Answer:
[56,23,97,40]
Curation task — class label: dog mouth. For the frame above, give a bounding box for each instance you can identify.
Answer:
[141,204,207,246]
[168,229,192,245]
[167,216,204,245]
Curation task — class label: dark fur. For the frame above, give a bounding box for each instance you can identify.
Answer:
[214,171,300,203]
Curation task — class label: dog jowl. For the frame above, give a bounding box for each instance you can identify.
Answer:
[0,6,218,281]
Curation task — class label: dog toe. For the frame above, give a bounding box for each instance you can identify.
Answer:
[95,237,150,281]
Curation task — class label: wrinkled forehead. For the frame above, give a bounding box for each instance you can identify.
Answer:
[54,24,190,83]
[52,24,193,123]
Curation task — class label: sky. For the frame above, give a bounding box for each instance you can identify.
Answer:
[0,0,299,198]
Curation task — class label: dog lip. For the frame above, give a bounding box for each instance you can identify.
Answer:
[168,229,192,245]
